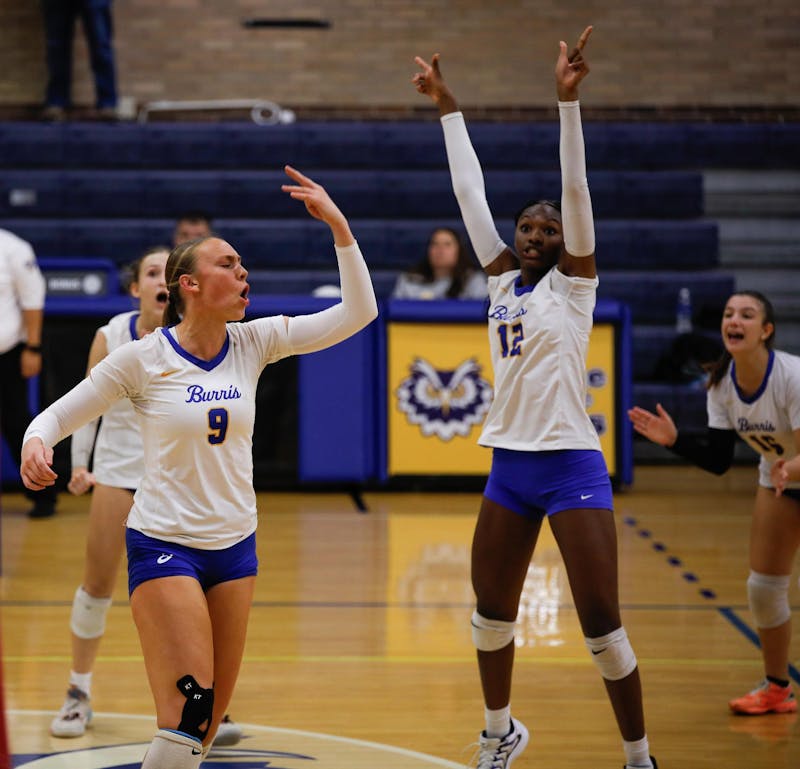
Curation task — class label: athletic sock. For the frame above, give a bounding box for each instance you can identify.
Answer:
[69,671,92,698]
[623,735,652,768]
[484,705,511,738]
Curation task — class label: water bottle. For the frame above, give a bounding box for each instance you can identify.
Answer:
[675,286,693,334]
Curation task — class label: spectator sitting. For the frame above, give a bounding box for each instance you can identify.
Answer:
[391,227,487,300]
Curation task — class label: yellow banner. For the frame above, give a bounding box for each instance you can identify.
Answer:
[388,322,616,475]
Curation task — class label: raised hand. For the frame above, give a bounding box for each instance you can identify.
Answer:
[412,54,458,114]
[628,403,678,447]
[556,25,592,101]
[281,165,344,224]
[281,165,354,246]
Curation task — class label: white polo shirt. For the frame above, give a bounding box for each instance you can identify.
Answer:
[0,229,45,354]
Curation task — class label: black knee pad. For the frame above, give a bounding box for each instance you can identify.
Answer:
[176,674,214,740]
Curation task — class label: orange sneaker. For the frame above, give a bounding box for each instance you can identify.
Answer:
[729,680,798,715]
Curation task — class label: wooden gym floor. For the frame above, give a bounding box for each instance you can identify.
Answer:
[1,464,799,768]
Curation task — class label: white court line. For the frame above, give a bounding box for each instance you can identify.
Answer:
[8,710,467,768]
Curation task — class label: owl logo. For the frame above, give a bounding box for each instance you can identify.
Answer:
[396,357,493,440]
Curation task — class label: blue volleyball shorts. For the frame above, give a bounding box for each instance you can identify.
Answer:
[126,528,258,596]
[484,448,613,520]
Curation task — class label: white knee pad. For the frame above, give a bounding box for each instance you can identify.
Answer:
[141,729,203,769]
[747,571,791,629]
[70,586,113,639]
[471,610,516,652]
[585,626,637,681]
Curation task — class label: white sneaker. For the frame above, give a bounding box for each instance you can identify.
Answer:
[474,718,529,769]
[50,686,92,738]
[212,713,243,746]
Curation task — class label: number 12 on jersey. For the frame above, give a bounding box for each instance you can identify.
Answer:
[498,322,524,358]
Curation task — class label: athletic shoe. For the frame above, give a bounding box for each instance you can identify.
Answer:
[50,686,92,737]
[729,680,798,715]
[625,757,658,769]
[212,714,243,746]
[474,717,529,769]
[28,500,55,518]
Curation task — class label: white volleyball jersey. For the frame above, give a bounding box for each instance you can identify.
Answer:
[91,311,145,488]
[87,316,291,549]
[479,267,602,452]
[707,349,800,489]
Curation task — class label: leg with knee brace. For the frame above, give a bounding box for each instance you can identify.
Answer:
[585,626,637,681]
[176,675,214,741]
[141,728,203,769]
[471,610,516,652]
[747,571,791,629]
[70,585,112,639]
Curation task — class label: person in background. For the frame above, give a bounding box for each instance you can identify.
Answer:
[0,228,57,518]
[391,226,487,299]
[40,0,118,122]
[21,166,378,768]
[629,290,800,717]
[174,211,214,247]
[412,27,658,769]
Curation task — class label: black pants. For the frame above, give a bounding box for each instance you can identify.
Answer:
[0,344,57,510]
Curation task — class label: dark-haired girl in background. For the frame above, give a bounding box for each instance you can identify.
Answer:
[391,226,487,299]
[630,290,800,717]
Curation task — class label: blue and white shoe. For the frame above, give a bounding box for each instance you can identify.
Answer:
[50,686,92,737]
[475,717,529,769]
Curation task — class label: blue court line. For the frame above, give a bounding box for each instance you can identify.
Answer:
[718,606,800,684]
[624,516,800,686]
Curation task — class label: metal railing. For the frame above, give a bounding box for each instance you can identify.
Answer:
[137,98,294,125]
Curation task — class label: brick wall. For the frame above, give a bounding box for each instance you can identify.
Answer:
[1,1,798,115]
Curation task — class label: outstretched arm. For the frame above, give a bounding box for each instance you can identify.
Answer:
[556,26,596,278]
[412,55,514,275]
[628,403,737,475]
[280,166,378,353]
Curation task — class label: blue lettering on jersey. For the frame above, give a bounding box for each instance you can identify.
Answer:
[185,384,242,403]
[488,305,528,322]
[737,417,776,432]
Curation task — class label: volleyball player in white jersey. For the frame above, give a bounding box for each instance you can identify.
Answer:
[630,290,800,717]
[53,242,242,745]
[413,27,657,769]
[20,165,378,769]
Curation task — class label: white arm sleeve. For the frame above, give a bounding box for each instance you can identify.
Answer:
[23,377,120,450]
[440,112,507,267]
[70,418,99,468]
[287,241,378,354]
[559,100,595,257]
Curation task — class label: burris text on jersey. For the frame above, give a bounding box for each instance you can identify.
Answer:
[184,384,242,403]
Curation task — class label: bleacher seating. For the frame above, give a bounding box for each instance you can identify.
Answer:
[1,121,799,170]
[0,168,704,221]
[6,118,797,453]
